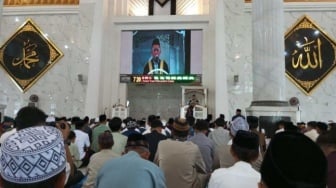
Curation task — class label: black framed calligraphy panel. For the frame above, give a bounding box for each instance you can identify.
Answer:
[0,18,63,92]
[285,15,336,95]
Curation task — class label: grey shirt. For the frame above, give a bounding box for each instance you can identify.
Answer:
[208,127,231,147]
[189,132,215,173]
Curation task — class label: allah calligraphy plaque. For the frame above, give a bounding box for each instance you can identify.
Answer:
[285,15,336,95]
[0,19,63,92]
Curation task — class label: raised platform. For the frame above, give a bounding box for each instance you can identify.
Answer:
[246,100,299,138]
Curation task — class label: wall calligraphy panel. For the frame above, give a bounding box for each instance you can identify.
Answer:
[285,15,336,95]
[0,19,63,92]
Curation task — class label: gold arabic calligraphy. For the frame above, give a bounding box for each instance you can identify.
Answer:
[12,39,39,69]
[291,37,322,70]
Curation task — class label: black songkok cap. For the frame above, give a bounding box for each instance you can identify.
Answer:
[214,118,225,127]
[246,116,258,124]
[126,134,149,148]
[260,131,327,188]
[233,130,259,150]
[152,38,160,46]
[151,119,164,128]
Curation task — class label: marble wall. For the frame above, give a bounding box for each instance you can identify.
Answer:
[225,1,336,122]
[127,84,185,120]
[223,0,253,120]
[1,0,336,123]
[284,11,336,122]
[0,3,94,118]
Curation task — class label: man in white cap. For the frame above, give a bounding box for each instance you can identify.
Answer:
[0,126,67,188]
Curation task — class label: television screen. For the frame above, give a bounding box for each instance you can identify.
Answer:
[120,29,202,83]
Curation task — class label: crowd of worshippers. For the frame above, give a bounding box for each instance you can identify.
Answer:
[0,106,335,188]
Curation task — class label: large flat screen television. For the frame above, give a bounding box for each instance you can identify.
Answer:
[120,29,202,83]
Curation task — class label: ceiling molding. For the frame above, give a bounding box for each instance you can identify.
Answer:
[245,2,336,12]
[113,15,209,30]
[3,5,79,15]
[79,0,96,3]
[3,0,79,6]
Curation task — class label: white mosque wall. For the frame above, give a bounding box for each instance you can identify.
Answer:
[0,2,94,118]
[1,0,336,123]
[284,11,336,123]
[225,1,336,122]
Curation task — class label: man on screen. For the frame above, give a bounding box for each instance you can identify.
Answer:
[143,38,169,75]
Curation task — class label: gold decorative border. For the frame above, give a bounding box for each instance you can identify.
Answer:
[285,15,336,95]
[4,0,79,6]
[286,75,319,95]
[0,18,63,93]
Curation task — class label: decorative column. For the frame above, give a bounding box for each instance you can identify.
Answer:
[247,0,298,138]
[84,0,109,118]
[214,0,229,117]
[252,0,285,103]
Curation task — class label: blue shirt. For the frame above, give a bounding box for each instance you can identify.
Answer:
[96,151,167,188]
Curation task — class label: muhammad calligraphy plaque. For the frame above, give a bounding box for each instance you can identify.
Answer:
[0,19,63,92]
[285,15,336,95]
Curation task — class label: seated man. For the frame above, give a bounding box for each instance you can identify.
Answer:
[91,114,110,152]
[96,134,166,188]
[84,131,120,188]
[188,120,215,173]
[144,119,167,161]
[0,126,67,188]
[260,131,327,188]
[247,116,266,156]
[317,128,336,188]
[108,117,128,155]
[14,106,47,130]
[155,118,208,188]
[213,116,249,169]
[121,120,141,137]
[73,120,91,167]
[12,106,73,185]
[208,118,230,148]
[208,130,260,188]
